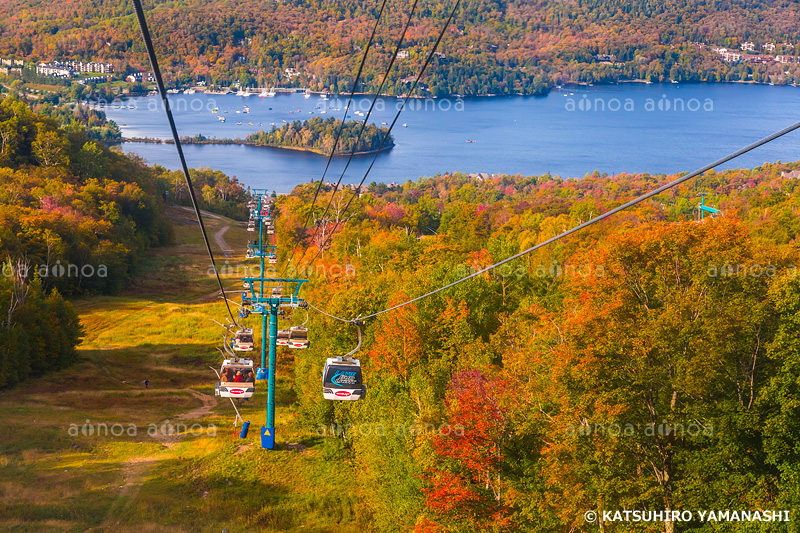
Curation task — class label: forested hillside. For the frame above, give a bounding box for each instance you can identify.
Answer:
[277,163,800,530]
[2,0,800,95]
[0,96,174,388]
[0,97,261,389]
[0,97,173,295]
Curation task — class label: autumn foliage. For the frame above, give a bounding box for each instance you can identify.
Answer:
[289,159,800,531]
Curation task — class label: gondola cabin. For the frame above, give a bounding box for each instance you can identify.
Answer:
[276,329,290,346]
[247,221,256,232]
[322,357,366,401]
[232,328,254,351]
[267,226,275,235]
[268,255,278,265]
[215,358,256,398]
[288,326,309,349]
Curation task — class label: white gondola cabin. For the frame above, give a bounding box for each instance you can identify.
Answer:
[232,328,254,351]
[215,358,256,398]
[322,357,365,401]
[276,329,290,346]
[288,326,309,349]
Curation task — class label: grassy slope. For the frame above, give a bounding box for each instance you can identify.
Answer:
[0,207,371,532]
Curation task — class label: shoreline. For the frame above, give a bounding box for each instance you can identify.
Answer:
[115,137,393,156]
[162,79,799,100]
[88,80,800,109]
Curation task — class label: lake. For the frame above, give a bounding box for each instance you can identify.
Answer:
[100,83,800,193]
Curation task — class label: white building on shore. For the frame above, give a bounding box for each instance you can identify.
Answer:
[36,62,74,77]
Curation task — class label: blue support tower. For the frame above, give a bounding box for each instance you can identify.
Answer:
[698,193,722,220]
[244,190,307,450]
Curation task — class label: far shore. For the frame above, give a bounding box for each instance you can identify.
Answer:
[160,79,798,100]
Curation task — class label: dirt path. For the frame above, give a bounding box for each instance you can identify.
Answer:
[188,221,246,304]
[101,389,218,529]
[214,224,234,258]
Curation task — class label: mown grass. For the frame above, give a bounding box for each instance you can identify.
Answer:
[0,209,373,532]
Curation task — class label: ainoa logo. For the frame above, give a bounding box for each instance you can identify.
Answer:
[335,391,351,397]
[230,389,245,395]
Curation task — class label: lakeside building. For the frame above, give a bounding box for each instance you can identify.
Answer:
[0,67,22,75]
[126,72,156,83]
[36,60,114,78]
[63,61,114,74]
[36,62,74,77]
[742,55,773,63]
[776,55,800,64]
[715,48,742,62]
[78,75,113,84]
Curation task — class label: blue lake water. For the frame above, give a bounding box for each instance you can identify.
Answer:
[100,83,800,193]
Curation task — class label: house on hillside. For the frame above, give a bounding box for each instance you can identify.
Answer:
[716,48,742,62]
[781,170,800,179]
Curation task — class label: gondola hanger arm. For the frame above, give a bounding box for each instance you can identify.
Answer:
[344,320,362,358]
